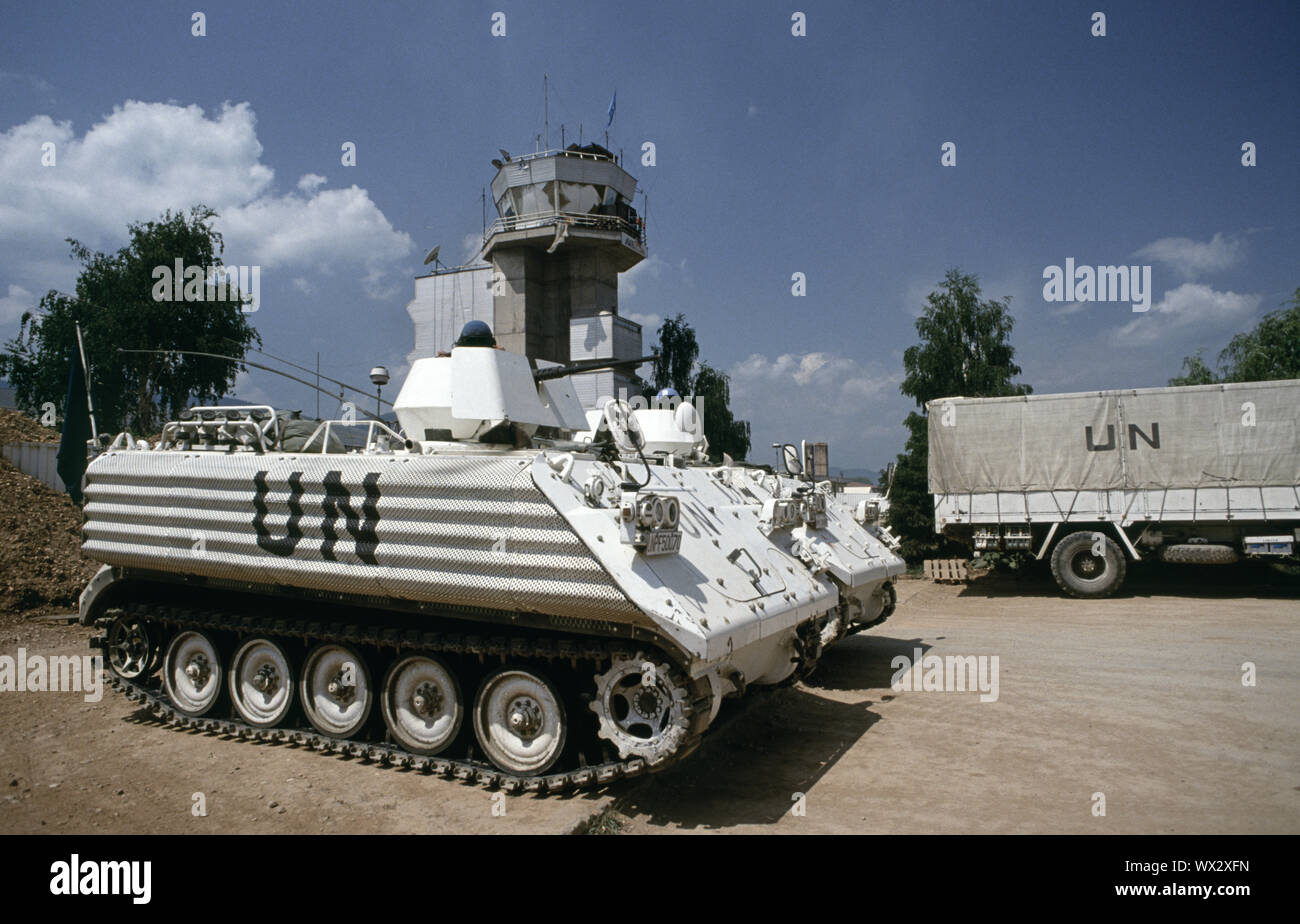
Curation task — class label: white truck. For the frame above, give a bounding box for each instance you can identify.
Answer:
[928,380,1300,597]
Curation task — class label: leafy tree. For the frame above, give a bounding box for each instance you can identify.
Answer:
[693,361,751,461]
[0,206,260,435]
[651,313,698,396]
[1170,288,1300,385]
[1168,351,1218,386]
[647,313,751,462]
[888,269,1031,562]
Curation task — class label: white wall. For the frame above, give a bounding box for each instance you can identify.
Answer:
[406,265,494,366]
[2,441,66,492]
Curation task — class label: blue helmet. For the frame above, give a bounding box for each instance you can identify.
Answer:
[456,320,496,348]
[655,387,680,400]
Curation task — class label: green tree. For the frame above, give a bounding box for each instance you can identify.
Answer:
[647,313,751,462]
[888,269,1031,562]
[651,313,699,396]
[1170,291,1300,387]
[0,206,260,435]
[1168,351,1218,386]
[1170,288,1300,385]
[1220,288,1300,380]
[693,361,751,462]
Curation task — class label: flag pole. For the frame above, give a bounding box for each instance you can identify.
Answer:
[74,322,98,443]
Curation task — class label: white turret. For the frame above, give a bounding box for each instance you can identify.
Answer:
[393,321,588,445]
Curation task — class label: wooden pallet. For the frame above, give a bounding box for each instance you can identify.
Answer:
[924,558,970,583]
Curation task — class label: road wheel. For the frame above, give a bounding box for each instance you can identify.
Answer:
[1051,530,1127,598]
[299,643,373,738]
[472,666,566,775]
[228,638,295,728]
[381,655,463,755]
[161,630,225,717]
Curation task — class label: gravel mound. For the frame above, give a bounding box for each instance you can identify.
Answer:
[0,455,99,623]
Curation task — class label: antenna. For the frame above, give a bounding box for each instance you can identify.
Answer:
[544,73,549,150]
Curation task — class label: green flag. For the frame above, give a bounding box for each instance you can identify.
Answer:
[57,348,92,504]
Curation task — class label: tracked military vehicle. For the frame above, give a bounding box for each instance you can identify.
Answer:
[80,323,903,791]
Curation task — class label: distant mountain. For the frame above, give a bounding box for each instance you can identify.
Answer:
[832,467,882,484]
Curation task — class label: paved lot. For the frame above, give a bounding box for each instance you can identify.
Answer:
[2,568,1297,834]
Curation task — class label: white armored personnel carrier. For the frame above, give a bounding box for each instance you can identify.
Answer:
[79,322,903,790]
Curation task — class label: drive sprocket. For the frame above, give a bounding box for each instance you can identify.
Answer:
[590,654,690,766]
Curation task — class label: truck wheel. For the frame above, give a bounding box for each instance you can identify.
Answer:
[1050,531,1126,598]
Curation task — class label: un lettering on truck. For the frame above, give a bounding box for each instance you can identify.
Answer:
[926,380,1300,598]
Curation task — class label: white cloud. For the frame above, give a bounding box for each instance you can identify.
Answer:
[727,350,905,467]
[460,232,483,265]
[0,100,413,307]
[1112,283,1261,346]
[621,254,664,298]
[732,352,895,407]
[0,284,36,324]
[746,104,759,119]
[1050,299,1090,317]
[0,71,53,95]
[1133,232,1244,280]
[291,277,312,294]
[622,311,661,332]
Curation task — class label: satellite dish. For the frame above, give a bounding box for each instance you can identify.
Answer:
[490,158,504,169]
[423,245,440,266]
[498,149,512,162]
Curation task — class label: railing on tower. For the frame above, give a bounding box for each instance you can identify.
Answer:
[484,209,647,248]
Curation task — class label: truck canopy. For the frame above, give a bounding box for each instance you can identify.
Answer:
[927,379,1300,493]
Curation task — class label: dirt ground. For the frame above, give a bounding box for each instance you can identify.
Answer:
[1,565,1296,835]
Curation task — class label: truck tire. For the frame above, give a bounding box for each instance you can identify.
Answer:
[1050,530,1126,598]
[1158,543,1239,565]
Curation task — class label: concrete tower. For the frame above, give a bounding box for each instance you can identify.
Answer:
[407,142,649,409]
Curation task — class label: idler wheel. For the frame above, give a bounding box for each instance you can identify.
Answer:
[106,611,158,680]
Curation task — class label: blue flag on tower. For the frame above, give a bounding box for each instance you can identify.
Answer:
[606,91,616,129]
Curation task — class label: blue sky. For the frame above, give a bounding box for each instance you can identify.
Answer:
[2,0,1296,474]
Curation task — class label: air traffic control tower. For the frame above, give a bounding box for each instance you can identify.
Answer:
[406,142,648,409]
